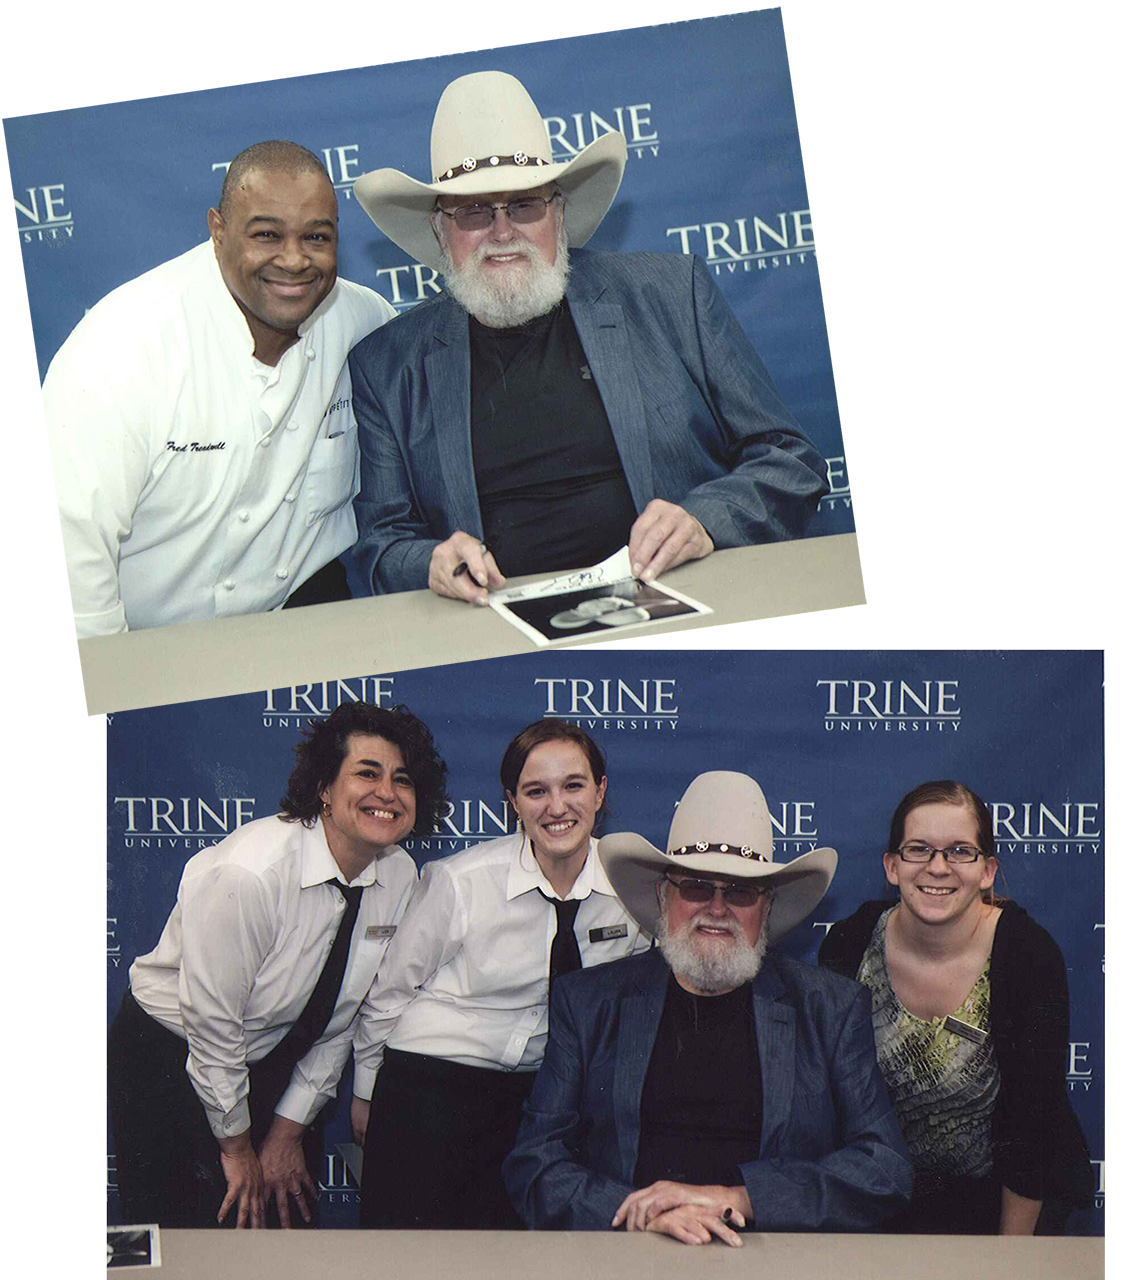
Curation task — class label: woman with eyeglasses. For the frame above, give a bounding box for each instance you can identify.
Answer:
[818,780,1091,1235]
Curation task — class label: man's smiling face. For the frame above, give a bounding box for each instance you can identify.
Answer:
[656,874,772,995]
[437,183,561,275]
[433,184,568,328]
[207,166,338,358]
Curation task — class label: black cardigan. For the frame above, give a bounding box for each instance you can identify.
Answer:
[819,899,1092,1209]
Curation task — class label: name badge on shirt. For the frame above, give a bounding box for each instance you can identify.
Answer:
[589,924,628,943]
[943,1015,988,1045]
[366,925,397,940]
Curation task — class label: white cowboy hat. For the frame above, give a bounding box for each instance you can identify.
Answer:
[353,70,627,273]
[599,771,837,940]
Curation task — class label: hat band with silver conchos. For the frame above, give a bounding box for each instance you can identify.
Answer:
[436,152,551,182]
[670,842,770,861]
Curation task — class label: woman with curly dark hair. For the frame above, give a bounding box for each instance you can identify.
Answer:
[108,703,448,1233]
[279,701,449,835]
[353,718,650,1231]
[819,780,1091,1235]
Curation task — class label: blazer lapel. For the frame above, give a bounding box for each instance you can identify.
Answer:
[752,958,795,1158]
[423,307,484,538]
[613,951,668,1181]
[568,268,655,511]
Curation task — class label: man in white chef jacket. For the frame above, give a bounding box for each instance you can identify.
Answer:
[42,139,397,637]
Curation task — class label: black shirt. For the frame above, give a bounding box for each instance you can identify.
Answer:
[469,303,637,577]
[634,976,763,1188]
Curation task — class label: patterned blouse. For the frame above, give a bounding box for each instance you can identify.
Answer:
[858,908,1000,1189]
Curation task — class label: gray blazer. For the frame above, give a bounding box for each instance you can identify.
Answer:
[502,948,912,1232]
[349,250,829,593]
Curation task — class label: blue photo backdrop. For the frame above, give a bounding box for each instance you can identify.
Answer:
[106,649,1104,1231]
[9,8,853,538]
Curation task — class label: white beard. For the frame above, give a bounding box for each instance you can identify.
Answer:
[656,912,769,994]
[440,220,570,328]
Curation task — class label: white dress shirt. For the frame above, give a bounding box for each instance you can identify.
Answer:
[43,241,397,636]
[129,814,416,1139]
[352,833,651,1099]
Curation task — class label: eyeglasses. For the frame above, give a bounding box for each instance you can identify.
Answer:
[435,192,560,233]
[895,842,985,864]
[664,876,769,908]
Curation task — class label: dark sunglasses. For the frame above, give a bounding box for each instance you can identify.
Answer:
[664,875,769,909]
[435,192,560,233]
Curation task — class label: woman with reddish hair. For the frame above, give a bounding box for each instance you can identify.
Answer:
[819,781,1091,1234]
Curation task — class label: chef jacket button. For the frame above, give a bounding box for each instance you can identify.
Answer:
[284,492,297,503]
[276,569,290,580]
[237,510,250,522]
[259,437,271,448]
[222,579,236,591]
[306,347,316,360]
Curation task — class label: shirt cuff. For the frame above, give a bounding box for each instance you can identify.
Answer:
[73,600,128,638]
[274,1082,325,1128]
[352,1060,379,1102]
[204,1097,252,1142]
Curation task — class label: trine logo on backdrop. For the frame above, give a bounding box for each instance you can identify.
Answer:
[212,144,363,200]
[261,677,397,727]
[376,261,443,311]
[667,209,814,276]
[817,678,962,734]
[533,675,680,732]
[990,800,1102,856]
[1067,1040,1099,1094]
[545,102,661,162]
[768,800,821,854]
[402,796,518,859]
[14,182,73,245]
[113,795,257,847]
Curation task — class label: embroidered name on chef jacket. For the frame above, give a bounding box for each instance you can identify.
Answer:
[366,925,397,941]
[166,440,227,453]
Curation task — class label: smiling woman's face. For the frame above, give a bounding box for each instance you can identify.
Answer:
[319,733,416,866]
[883,801,997,924]
[508,739,606,868]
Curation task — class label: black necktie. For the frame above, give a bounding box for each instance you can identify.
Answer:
[541,892,583,1008]
[275,881,364,1063]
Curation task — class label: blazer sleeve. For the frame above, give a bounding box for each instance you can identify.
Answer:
[991,913,1092,1204]
[674,256,830,547]
[350,346,442,594]
[503,980,635,1230]
[739,983,912,1231]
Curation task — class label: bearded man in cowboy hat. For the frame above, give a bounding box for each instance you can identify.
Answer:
[502,772,911,1243]
[348,72,829,605]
